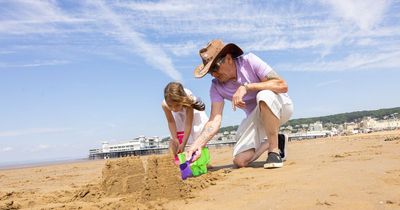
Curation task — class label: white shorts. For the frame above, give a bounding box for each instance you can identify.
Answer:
[233,90,293,157]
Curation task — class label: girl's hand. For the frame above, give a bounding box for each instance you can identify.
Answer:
[171,138,179,145]
[177,144,185,153]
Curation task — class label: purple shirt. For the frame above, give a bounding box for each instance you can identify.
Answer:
[210,53,275,116]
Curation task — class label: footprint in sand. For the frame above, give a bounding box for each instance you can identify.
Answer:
[316,200,334,206]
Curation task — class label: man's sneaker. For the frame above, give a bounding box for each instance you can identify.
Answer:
[264,152,283,169]
[278,134,288,161]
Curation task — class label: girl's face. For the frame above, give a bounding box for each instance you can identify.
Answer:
[167,101,183,112]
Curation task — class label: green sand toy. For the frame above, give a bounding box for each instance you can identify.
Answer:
[177,147,210,178]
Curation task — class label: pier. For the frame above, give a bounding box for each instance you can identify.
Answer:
[89,140,237,160]
[89,147,169,159]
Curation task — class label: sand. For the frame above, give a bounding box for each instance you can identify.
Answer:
[0,130,399,210]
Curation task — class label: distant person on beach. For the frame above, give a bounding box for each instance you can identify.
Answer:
[187,40,293,169]
[162,82,209,165]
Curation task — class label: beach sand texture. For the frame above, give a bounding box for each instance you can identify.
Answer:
[0,130,399,209]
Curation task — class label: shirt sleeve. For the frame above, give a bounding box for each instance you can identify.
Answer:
[247,53,274,80]
[210,79,224,102]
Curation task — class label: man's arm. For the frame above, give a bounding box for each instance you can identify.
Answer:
[246,70,288,93]
[186,101,224,161]
[232,70,288,110]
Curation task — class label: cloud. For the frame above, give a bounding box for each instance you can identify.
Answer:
[0,128,70,138]
[0,0,398,74]
[27,144,52,152]
[38,144,50,149]
[1,147,13,152]
[323,0,390,31]
[163,41,199,57]
[278,51,400,72]
[83,1,182,81]
[0,60,69,68]
[0,1,93,35]
[118,1,196,12]
[316,79,341,87]
[0,50,15,54]
[105,123,117,129]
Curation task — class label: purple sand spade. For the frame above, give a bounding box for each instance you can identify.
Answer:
[179,153,195,180]
[179,161,192,180]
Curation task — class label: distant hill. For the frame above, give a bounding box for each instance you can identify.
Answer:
[286,107,400,126]
[219,107,400,132]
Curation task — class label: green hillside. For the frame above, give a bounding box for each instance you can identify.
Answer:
[219,107,400,132]
[286,107,400,126]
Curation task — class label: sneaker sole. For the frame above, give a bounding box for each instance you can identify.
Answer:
[264,162,283,169]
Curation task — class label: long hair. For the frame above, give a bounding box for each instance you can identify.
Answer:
[164,82,205,111]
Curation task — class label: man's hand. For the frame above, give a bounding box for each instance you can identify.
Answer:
[232,85,247,111]
[186,142,202,162]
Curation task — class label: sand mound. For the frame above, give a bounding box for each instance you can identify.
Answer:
[142,155,189,201]
[100,154,224,203]
[0,154,225,209]
[101,156,146,196]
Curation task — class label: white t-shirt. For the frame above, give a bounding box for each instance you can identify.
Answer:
[164,88,209,144]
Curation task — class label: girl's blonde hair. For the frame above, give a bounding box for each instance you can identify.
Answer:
[164,82,205,111]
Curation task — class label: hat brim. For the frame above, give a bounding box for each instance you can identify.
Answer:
[194,43,243,78]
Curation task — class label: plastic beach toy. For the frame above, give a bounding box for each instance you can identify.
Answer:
[179,157,193,180]
[177,147,210,180]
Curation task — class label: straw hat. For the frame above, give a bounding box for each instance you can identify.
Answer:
[194,39,243,78]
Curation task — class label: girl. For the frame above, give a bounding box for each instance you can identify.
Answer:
[162,82,208,164]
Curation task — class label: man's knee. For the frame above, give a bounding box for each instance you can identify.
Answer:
[256,90,276,104]
[233,157,249,168]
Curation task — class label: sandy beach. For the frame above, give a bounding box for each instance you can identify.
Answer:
[1,130,399,210]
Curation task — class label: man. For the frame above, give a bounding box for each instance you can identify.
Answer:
[187,39,293,168]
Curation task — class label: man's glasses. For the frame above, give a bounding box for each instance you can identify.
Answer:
[209,56,226,74]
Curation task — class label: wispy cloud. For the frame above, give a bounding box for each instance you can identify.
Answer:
[323,0,390,31]
[0,1,93,35]
[38,144,50,150]
[83,1,182,81]
[278,51,400,72]
[0,128,70,138]
[0,0,398,73]
[0,60,69,68]
[0,50,15,54]
[28,144,51,152]
[163,41,199,57]
[316,79,341,87]
[1,147,13,152]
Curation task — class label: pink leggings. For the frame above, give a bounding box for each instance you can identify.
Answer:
[177,131,184,144]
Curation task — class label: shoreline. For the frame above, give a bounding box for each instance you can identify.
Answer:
[0,157,91,171]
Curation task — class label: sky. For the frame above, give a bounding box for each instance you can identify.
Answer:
[0,0,399,165]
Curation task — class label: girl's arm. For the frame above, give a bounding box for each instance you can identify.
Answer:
[161,101,178,142]
[180,107,194,152]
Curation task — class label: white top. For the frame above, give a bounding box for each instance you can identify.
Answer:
[164,88,208,144]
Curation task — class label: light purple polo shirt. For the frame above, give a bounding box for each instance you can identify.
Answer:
[210,53,275,116]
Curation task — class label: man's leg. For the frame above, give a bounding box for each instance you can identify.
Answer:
[233,148,255,168]
[259,101,281,154]
[259,100,285,168]
[232,95,281,168]
[233,141,271,168]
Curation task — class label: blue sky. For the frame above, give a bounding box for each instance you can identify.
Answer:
[1,0,399,164]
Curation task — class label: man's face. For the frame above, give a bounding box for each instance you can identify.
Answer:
[209,56,231,83]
